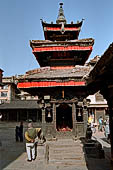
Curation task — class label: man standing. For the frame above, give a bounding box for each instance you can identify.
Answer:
[25,122,37,161]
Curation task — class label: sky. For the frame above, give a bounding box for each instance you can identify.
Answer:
[0,0,113,77]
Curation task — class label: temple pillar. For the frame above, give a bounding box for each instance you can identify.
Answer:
[53,103,56,129]
[83,108,88,123]
[72,103,76,122]
[42,109,46,123]
[72,103,77,136]
[83,99,88,136]
[83,108,88,136]
[42,108,46,135]
[52,103,56,137]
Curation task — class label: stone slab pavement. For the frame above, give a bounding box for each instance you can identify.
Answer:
[0,123,113,170]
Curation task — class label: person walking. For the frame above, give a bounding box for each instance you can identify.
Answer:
[25,122,37,162]
[98,116,103,132]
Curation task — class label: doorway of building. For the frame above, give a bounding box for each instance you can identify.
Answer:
[56,104,73,131]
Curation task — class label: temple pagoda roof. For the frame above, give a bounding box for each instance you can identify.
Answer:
[42,20,83,41]
[18,65,91,81]
[30,38,94,67]
[30,38,94,47]
[42,20,83,28]
[41,3,83,41]
[17,65,91,93]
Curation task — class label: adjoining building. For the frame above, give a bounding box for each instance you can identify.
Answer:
[0,76,40,122]
[0,76,20,104]
[86,43,113,162]
[87,92,108,124]
[0,69,3,84]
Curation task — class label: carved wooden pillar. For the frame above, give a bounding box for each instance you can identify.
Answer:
[83,107,88,136]
[55,104,60,131]
[53,103,56,130]
[71,103,76,136]
[83,99,88,123]
[42,109,46,123]
[72,103,76,123]
[83,109,88,122]
[41,108,46,135]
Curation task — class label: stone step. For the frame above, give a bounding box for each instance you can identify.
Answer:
[49,144,83,147]
[50,149,84,154]
[49,155,84,160]
[49,160,86,166]
[49,143,83,147]
[48,139,86,165]
[50,148,83,151]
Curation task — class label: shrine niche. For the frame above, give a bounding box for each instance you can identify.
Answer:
[56,104,72,131]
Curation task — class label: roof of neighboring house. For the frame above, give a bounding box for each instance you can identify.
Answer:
[0,100,39,109]
[86,43,113,94]
[87,94,107,105]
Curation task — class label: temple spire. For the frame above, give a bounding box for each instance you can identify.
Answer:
[56,3,67,24]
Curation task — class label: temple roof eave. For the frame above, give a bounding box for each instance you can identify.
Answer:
[17,65,91,81]
[41,20,83,29]
[44,28,81,32]
[30,38,94,49]
[17,80,86,89]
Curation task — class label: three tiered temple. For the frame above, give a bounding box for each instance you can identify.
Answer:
[18,3,94,138]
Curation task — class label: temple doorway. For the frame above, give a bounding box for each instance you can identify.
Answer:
[56,104,73,131]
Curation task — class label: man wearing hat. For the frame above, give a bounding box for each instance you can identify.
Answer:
[25,122,37,161]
